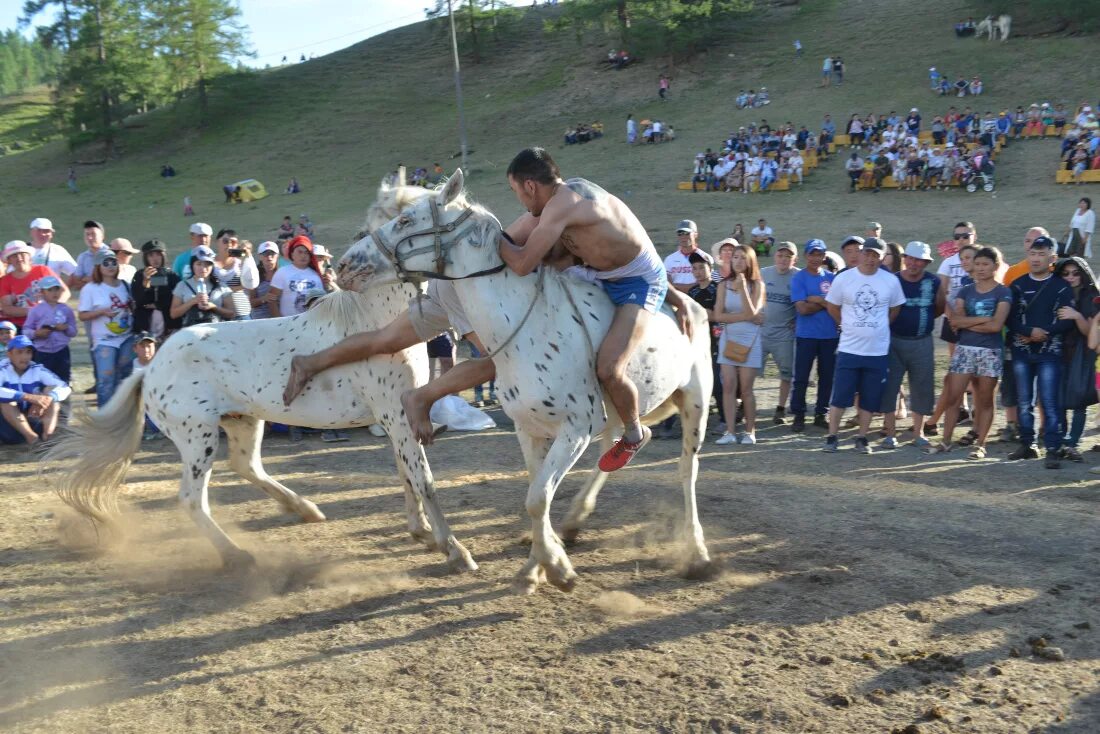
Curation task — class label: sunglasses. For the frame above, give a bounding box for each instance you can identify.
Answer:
[953,233,974,239]
[101,259,118,266]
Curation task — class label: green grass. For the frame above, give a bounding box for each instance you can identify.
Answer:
[0,86,58,153]
[0,0,1097,261]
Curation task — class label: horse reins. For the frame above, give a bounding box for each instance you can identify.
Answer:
[371,199,542,360]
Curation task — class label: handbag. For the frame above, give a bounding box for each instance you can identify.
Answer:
[723,330,758,363]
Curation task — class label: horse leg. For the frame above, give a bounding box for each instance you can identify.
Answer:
[561,430,614,543]
[385,414,478,573]
[512,432,552,593]
[177,426,253,569]
[390,442,435,550]
[516,429,590,594]
[222,414,325,523]
[673,376,714,580]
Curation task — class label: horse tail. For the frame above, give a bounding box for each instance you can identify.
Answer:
[45,370,146,525]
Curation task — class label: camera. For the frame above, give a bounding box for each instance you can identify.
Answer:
[148,267,169,287]
[228,247,246,257]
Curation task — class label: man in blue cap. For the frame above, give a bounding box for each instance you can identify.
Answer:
[788,239,839,433]
[0,334,71,444]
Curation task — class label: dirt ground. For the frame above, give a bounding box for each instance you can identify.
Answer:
[1,356,1098,734]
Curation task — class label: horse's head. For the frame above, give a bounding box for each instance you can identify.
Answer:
[337,169,502,291]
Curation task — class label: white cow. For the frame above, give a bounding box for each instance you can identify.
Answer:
[340,170,714,594]
[47,186,478,573]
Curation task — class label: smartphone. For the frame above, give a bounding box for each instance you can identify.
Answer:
[148,275,169,287]
[228,248,246,257]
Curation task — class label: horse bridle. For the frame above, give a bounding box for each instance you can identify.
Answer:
[371,197,506,282]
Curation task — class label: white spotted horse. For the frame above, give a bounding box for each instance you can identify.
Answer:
[341,169,714,594]
[47,183,478,572]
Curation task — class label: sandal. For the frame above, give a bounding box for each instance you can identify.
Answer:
[957,430,979,447]
[924,422,938,436]
[924,442,953,455]
[967,445,987,460]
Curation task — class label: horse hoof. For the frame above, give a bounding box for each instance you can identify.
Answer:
[223,550,256,571]
[511,576,539,595]
[560,527,580,546]
[682,559,719,581]
[299,502,326,523]
[545,565,578,592]
[446,542,480,573]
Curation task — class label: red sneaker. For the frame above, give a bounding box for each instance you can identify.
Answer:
[598,426,652,472]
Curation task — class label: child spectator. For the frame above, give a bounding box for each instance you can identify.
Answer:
[278,215,295,242]
[130,332,162,440]
[23,275,77,384]
[0,334,70,445]
[687,251,724,428]
[0,320,15,360]
[183,195,194,217]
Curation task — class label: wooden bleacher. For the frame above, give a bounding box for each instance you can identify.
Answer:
[677,175,793,192]
[1056,169,1100,184]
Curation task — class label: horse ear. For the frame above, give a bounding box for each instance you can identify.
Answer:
[440,169,465,205]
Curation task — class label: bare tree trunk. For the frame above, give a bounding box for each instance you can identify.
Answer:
[93,0,114,156]
[466,0,481,63]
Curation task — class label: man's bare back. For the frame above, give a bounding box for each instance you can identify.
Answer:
[552,178,653,271]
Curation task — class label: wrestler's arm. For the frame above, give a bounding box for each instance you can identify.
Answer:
[500,199,569,276]
[503,213,539,246]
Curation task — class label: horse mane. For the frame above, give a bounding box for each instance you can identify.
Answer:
[307,288,376,333]
[362,177,476,234]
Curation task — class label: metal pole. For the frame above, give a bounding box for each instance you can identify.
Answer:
[447,0,470,172]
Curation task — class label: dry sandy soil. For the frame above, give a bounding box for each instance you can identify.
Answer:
[1,360,1098,734]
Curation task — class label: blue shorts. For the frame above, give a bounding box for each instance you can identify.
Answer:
[602,272,668,313]
[830,351,889,410]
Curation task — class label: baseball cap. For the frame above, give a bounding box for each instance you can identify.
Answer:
[192,245,216,263]
[29,217,53,230]
[840,235,865,248]
[904,241,933,261]
[135,331,157,344]
[189,222,213,236]
[862,237,887,255]
[804,238,827,254]
[93,247,117,266]
[2,240,34,260]
[775,241,797,254]
[676,219,698,234]
[0,320,16,332]
[257,241,280,256]
[868,221,882,231]
[687,251,710,265]
[141,239,166,253]
[7,335,33,350]
[83,220,104,231]
[1030,236,1056,251]
[312,244,333,259]
[38,275,63,290]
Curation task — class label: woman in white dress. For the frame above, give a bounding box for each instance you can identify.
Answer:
[714,244,766,445]
[1065,196,1095,258]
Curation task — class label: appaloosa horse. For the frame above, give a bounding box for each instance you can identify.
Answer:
[48,184,478,572]
[340,170,714,593]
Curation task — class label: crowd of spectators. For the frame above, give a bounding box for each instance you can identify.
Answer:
[0,215,343,446]
[1056,104,1100,182]
[687,119,823,192]
[928,68,984,97]
[657,216,1100,471]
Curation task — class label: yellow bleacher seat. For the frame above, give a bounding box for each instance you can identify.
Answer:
[1056,169,1100,184]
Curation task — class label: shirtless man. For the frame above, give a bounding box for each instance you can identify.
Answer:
[283,149,692,466]
[497,146,693,471]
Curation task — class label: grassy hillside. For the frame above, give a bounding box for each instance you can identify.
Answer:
[0,0,1098,257]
